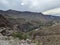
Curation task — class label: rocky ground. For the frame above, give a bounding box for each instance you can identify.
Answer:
[0,35,36,45]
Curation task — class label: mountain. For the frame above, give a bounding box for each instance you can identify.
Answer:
[0,9,60,32]
[0,9,60,24]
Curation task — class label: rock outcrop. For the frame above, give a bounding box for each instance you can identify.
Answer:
[0,14,13,36]
[0,14,11,27]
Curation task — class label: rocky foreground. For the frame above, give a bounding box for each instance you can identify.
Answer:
[0,35,36,45]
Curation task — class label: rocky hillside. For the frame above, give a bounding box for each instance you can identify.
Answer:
[0,14,12,27]
[27,23,60,45]
[0,9,60,23]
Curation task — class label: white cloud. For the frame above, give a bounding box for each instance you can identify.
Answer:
[0,0,8,4]
[0,0,60,12]
[43,8,60,16]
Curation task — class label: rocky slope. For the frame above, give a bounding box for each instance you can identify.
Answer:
[0,14,11,27]
[0,35,36,45]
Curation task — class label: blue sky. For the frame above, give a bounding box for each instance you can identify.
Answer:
[0,0,60,12]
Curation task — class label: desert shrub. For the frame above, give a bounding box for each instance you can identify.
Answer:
[12,32,28,40]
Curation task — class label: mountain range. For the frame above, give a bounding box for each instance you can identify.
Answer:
[0,9,60,24]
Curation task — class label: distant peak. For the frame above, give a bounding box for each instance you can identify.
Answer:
[6,9,15,11]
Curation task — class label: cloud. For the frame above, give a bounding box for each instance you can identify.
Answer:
[0,0,60,12]
[43,8,60,16]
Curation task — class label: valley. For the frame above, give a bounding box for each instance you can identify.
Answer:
[0,10,60,45]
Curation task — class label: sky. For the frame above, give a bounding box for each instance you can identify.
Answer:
[0,0,60,12]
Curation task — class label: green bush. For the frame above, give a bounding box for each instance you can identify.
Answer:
[12,32,28,40]
[36,41,40,45]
